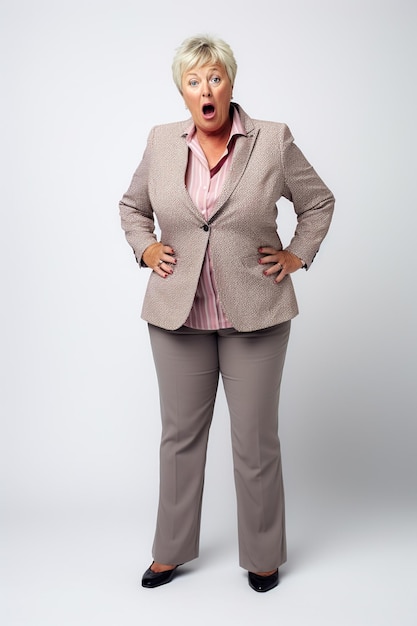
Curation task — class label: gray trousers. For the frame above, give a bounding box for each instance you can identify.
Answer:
[148,320,291,572]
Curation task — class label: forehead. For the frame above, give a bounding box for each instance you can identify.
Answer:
[183,63,226,76]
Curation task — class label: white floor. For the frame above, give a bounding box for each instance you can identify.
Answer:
[3,495,416,626]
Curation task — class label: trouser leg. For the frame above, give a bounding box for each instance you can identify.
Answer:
[218,321,291,572]
[148,324,219,565]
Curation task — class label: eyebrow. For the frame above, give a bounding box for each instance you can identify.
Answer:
[185,66,222,76]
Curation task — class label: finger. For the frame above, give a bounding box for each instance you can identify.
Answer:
[274,267,287,283]
[155,259,173,276]
[153,265,170,278]
[259,254,281,265]
[258,246,277,255]
[160,255,176,266]
[157,258,175,273]
[263,262,283,276]
[160,246,177,265]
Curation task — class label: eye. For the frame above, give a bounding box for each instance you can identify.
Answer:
[210,76,221,84]
[189,79,199,87]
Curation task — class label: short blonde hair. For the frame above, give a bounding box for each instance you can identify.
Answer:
[172,34,237,94]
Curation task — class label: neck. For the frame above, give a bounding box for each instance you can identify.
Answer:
[196,118,232,148]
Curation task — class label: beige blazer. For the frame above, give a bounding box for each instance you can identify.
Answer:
[119,104,335,332]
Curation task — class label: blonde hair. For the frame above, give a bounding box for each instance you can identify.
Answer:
[172,34,237,94]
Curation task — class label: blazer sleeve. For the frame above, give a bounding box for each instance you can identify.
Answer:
[119,128,158,266]
[281,124,335,268]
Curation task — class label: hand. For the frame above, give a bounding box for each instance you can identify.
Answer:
[142,242,176,278]
[258,247,304,284]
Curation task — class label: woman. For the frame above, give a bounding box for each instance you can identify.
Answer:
[119,34,334,592]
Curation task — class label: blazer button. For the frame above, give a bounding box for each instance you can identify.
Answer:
[202,224,209,231]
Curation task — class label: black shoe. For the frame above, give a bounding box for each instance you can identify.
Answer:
[248,569,279,593]
[141,563,179,588]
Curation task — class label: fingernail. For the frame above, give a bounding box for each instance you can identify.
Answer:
[258,258,263,264]
[263,270,268,276]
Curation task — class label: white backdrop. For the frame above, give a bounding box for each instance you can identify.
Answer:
[1,1,416,625]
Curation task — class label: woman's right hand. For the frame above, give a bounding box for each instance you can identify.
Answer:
[142,242,176,278]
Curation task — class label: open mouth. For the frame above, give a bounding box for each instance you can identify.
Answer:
[202,104,215,118]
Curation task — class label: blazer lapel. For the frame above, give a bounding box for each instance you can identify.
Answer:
[174,122,205,222]
[210,129,259,222]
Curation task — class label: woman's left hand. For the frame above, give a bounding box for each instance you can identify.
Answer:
[258,247,304,283]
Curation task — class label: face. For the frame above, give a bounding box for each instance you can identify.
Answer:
[181,63,233,136]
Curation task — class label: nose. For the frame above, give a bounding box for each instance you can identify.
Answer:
[202,81,211,97]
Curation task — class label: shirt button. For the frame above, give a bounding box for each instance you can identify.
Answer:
[203,224,209,231]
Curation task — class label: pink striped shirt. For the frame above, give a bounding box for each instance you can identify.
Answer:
[184,108,246,330]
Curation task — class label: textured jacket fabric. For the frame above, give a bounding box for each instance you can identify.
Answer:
[119,104,335,332]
